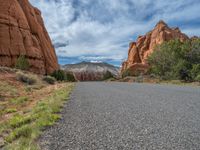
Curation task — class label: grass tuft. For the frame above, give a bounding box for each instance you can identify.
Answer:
[0,82,18,97]
[6,125,33,143]
[4,108,17,114]
[2,83,74,150]
[10,97,29,106]
[9,114,33,128]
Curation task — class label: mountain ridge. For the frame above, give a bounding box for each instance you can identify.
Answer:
[61,62,119,81]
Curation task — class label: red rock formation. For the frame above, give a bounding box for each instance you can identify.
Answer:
[121,20,189,74]
[0,0,59,74]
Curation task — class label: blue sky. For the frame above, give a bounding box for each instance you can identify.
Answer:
[29,0,200,66]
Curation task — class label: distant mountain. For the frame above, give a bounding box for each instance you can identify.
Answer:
[61,62,120,81]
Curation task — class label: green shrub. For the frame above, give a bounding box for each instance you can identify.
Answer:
[65,72,76,82]
[195,74,200,82]
[16,72,37,85]
[147,39,200,81]
[43,76,56,84]
[10,97,29,105]
[51,70,66,81]
[9,114,32,128]
[122,69,132,78]
[173,60,191,81]
[122,68,142,78]
[15,56,29,70]
[5,108,17,114]
[148,40,184,79]
[188,39,200,64]
[51,70,76,82]
[191,64,200,79]
[135,75,144,83]
[103,71,114,80]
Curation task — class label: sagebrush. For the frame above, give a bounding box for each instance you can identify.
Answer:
[16,71,37,85]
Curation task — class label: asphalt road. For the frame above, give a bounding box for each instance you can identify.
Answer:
[39,82,200,150]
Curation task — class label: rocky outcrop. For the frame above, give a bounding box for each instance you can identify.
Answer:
[0,0,59,74]
[121,20,189,74]
[62,62,119,81]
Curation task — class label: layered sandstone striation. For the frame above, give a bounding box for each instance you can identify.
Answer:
[0,0,59,74]
[62,62,119,81]
[121,20,189,74]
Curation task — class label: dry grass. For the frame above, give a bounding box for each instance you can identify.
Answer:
[0,67,75,149]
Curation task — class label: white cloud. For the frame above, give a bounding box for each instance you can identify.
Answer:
[29,0,200,64]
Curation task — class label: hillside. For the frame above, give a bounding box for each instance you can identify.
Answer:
[0,67,73,149]
[61,62,120,81]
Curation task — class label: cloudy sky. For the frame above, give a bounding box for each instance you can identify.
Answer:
[29,0,200,66]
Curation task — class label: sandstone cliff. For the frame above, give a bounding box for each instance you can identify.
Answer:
[0,0,59,74]
[121,20,189,74]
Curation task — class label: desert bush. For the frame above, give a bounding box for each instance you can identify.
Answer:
[16,72,37,85]
[122,68,142,78]
[43,76,56,84]
[15,56,29,70]
[10,97,29,105]
[191,64,200,79]
[187,39,200,64]
[147,39,200,81]
[173,60,191,81]
[103,71,114,80]
[122,69,132,78]
[51,70,66,81]
[195,74,200,82]
[65,72,76,82]
[0,67,17,73]
[51,70,76,82]
[135,75,144,83]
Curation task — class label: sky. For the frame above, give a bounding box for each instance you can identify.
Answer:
[29,0,200,66]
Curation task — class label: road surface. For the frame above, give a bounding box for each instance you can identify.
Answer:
[39,82,200,150]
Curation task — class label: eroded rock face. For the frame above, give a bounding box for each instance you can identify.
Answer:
[121,20,189,74]
[0,0,59,74]
[62,62,119,81]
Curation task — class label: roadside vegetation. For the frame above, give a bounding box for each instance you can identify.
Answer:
[102,71,114,81]
[148,39,200,82]
[120,38,200,86]
[122,68,142,78]
[15,56,30,71]
[51,70,76,82]
[0,67,74,149]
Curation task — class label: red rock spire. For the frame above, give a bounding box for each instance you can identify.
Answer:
[121,20,189,74]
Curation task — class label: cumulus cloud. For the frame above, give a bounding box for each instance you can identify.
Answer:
[29,0,200,65]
